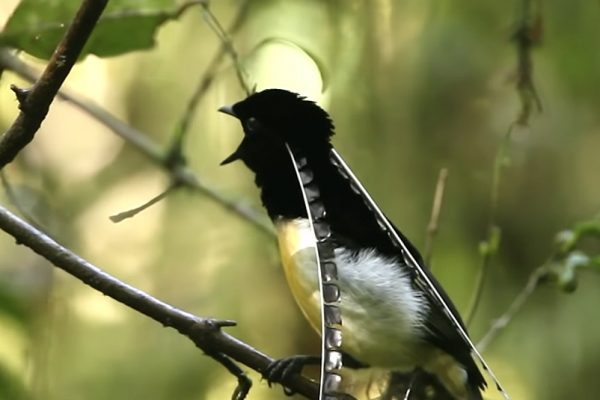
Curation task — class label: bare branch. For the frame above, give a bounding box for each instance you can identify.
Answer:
[0,204,317,399]
[200,2,252,95]
[424,168,448,266]
[466,0,543,326]
[172,0,251,149]
[478,219,600,350]
[477,265,548,351]
[0,0,110,168]
[109,183,177,223]
[0,50,273,236]
[513,0,543,125]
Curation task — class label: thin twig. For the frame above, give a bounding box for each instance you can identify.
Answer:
[200,3,251,96]
[465,125,514,326]
[172,0,251,150]
[466,0,542,325]
[478,216,600,350]
[477,265,548,351]
[109,183,177,223]
[424,168,448,266]
[0,49,273,236]
[0,0,110,168]
[0,204,317,399]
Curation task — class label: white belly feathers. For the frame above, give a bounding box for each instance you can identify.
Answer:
[274,218,431,369]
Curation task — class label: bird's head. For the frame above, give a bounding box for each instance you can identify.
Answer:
[218,89,334,169]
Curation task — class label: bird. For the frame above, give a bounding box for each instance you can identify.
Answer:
[218,88,503,400]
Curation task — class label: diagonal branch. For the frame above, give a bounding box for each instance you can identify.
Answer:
[0,0,110,168]
[477,265,548,351]
[200,2,251,96]
[0,203,317,399]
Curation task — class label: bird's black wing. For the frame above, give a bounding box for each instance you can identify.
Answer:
[316,149,507,396]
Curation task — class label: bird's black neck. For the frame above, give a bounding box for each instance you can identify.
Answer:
[255,156,308,220]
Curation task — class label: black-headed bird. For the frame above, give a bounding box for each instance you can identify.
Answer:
[219,89,504,400]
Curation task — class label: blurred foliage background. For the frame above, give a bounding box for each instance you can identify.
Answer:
[0,0,599,399]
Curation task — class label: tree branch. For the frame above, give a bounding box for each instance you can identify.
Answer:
[0,204,317,399]
[0,49,273,236]
[477,265,547,351]
[0,0,110,168]
[477,219,600,351]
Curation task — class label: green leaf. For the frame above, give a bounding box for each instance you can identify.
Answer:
[574,220,600,240]
[0,0,201,60]
[554,218,600,255]
[547,251,591,293]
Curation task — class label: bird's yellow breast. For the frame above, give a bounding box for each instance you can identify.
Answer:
[274,218,322,333]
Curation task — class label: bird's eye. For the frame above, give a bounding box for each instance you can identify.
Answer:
[245,117,260,132]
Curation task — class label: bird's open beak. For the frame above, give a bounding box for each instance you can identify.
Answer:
[219,103,242,165]
[218,104,237,118]
[220,148,242,165]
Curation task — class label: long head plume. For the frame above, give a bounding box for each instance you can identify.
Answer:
[284,143,347,399]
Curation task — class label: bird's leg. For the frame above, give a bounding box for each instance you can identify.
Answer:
[264,351,370,398]
[341,352,369,369]
[264,354,320,386]
[264,351,368,384]
[205,351,252,400]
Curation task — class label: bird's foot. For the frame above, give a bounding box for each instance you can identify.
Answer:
[263,355,320,395]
